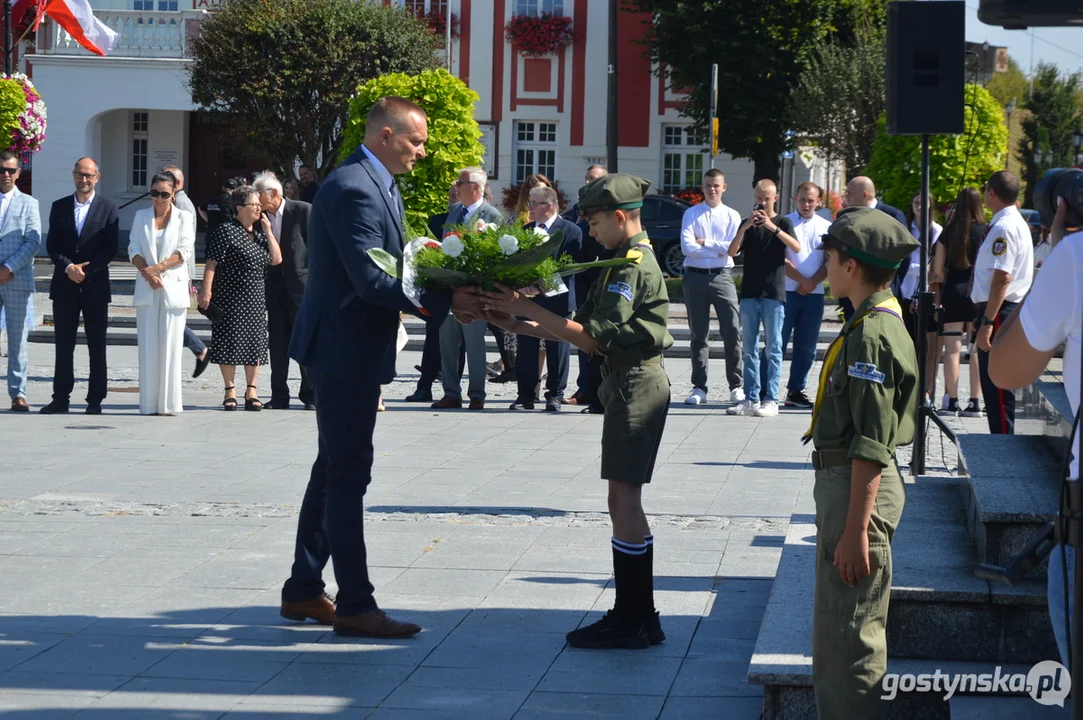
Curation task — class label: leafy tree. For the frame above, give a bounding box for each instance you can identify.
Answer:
[791,28,885,177]
[864,84,1008,210]
[339,69,485,234]
[188,0,438,180]
[630,0,870,183]
[1018,63,1081,207]
[986,56,1029,109]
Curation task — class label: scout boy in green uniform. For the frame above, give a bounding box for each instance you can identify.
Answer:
[479,174,673,649]
[804,207,919,718]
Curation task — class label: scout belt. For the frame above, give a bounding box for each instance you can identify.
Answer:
[810,448,851,470]
[601,351,663,379]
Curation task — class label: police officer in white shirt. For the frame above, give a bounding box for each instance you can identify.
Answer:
[778,181,832,408]
[681,169,744,406]
[970,171,1033,434]
[989,195,1082,668]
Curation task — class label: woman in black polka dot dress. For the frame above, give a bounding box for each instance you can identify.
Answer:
[198,185,282,411]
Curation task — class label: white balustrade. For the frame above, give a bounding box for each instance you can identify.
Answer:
[46,10,204,58]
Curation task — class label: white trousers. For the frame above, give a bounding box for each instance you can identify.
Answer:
[136,295,185,415]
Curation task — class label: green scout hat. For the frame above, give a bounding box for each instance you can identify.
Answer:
[578,174,651,216]
[825,207,919,269]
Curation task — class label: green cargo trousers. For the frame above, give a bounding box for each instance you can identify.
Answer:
[812,461,906,720]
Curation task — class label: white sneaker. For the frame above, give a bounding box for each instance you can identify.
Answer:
[941,393,951,411]
[754,400,779,417]
[727,399,759,416]
[685,389,707,405]
[729,387,746,404]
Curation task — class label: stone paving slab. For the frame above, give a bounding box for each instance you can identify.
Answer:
[0,340,985,718]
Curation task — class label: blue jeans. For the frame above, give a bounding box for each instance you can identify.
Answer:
[741,298,784,404]
[1049,541,1075,667]
[759,291,826,396]
[183,326,207,356]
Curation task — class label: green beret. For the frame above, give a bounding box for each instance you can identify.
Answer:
[578,173,651,215]
[826,207,919,269]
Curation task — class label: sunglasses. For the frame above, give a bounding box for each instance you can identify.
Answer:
[0,167,18,176]
[149,190,173,199]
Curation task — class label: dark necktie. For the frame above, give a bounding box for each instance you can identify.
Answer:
[389,182,406,228]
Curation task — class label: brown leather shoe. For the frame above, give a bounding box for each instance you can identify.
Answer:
[280,593,336,625]
[430,396,462,409]
[334,609,421,638]
[10,398,28,412]
[468,398,484,410]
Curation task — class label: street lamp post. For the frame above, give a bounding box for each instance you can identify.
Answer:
[1005,97,1016,170]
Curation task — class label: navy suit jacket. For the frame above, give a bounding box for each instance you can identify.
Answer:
[875,202,911,299]
[524,215,583,316]
[877,202,907,227]
[289,147,451,383]
[47,194,119,303]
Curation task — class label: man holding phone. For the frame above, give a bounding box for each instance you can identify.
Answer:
[727,179,800,417]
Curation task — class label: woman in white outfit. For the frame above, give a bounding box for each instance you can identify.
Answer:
[129,171,195,415]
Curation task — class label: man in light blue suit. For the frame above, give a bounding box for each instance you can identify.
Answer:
[280,96,482,638]
[0,151,41,411]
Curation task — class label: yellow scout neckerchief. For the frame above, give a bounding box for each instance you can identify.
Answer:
[801,296,904,444]
[602,232,652,287]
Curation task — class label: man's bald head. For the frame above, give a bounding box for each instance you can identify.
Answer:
[754,178,777,193]
[845,176,876,208]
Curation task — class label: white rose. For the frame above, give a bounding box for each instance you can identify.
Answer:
[498,234,519,255]
[476,218,488,231]
[484,222,498,231]
[533,226,549,237]
[441,235,465,258]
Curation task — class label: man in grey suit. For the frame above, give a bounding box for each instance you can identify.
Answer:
[280,96,482,637]
[0,152,40,411]
[254,173,314,410]
[432,166,503,410]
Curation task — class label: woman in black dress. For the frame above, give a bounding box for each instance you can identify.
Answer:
[932,186,986,417]
[198,185,282,411]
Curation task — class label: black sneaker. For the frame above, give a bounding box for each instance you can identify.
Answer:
[938,398,959,416]
[644,611,665,645]
[960,399,984,418]
[784,391,813,409]
[566,611,649,649]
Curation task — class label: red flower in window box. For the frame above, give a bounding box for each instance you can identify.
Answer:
[504,13,573,57]
[671,187,705,205]
[410,9,461,40]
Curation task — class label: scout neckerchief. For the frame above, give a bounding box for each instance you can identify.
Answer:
[801,295,904,444]
[601,231,652,289]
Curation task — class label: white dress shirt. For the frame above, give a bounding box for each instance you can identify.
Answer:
[970,205,1033,304]
[269,197,285,243]
[461,198,484,224]
[536,213,558,234]
[900,220,943,300]
[783,211,831,294]
[74,192,95,235]
[679,201,740,269]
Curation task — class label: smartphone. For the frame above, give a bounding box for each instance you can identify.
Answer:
[753,203,765,212]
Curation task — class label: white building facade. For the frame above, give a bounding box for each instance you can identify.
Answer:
[25,0,836,236]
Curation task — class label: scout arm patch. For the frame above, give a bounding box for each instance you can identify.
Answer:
[991,237,1007,257]
[848,362,885,384]
[607,280,634,302]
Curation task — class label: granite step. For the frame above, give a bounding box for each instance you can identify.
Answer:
[748,477,1057,720]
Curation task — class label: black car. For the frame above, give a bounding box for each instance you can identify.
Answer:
[563,194,694,277]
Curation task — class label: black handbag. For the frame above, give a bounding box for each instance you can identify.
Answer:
[197,302,224,325]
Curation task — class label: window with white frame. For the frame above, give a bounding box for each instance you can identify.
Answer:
[661,125,707,192]
[133,0,178,10]
[514,121,557,184]
[514,0,563,16]
[130,111,149,191]
[405,0,448,13]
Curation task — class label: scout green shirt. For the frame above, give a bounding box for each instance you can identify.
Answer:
[812,289,918,467]
[574,232,674,358]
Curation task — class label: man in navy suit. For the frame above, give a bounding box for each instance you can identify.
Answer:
[280,96,482,638]
[841,176,908,320]
[514,184,583,411]
[41,157,119,415]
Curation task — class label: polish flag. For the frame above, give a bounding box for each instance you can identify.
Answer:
[12,0,117,56]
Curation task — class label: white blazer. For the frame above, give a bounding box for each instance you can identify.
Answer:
[129,206,195,310]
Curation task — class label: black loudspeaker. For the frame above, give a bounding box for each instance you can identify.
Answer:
[979,0,1083,29]
[886,1,965,136]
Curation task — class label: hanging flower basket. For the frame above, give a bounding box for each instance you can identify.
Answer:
[504,13,573,57]
[0,74,45,156]
[412,9,461,40]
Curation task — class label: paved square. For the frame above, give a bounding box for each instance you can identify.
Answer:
[0,335,974,718]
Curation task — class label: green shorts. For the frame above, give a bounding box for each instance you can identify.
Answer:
[599,357,671,485]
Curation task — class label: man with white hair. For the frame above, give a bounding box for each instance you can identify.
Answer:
[432,167,503,410]
[255,172,314,410]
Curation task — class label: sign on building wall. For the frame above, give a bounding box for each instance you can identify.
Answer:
[193,0,222,8]
[153,149,180,171]
[478,122,498,179]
